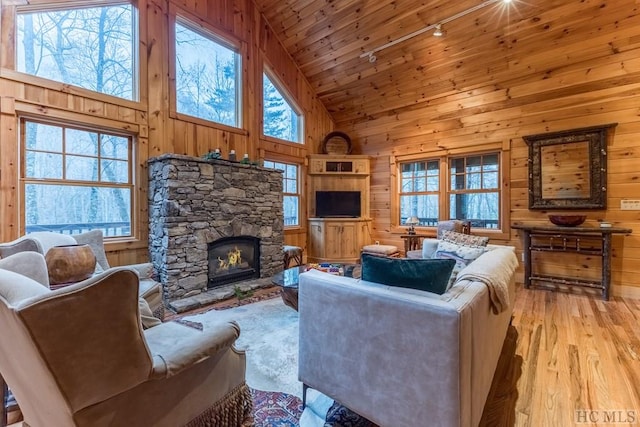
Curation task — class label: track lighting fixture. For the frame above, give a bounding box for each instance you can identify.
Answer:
[360,0,514,61]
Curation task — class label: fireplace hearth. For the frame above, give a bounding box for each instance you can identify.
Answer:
[208,236,260,287]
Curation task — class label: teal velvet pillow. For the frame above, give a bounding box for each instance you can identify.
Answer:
[361,254,456,295]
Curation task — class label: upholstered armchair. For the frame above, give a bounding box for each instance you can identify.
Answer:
[0,252,251,427]
[0,230,163,317]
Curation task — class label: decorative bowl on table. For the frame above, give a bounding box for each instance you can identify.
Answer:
[548,214,587,227]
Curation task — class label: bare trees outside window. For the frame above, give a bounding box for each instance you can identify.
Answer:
[449,153,500,229]
[16,3,136,100]
[263,161,300,226]
[22,120,133,237]
[175,20,240,127]
[263,72,302,143]
[400,160,440,226]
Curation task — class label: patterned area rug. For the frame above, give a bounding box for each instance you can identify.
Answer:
[251,388,302,426]
[251,388,376,427]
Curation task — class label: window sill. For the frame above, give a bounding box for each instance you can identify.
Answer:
[170,111,248,136]
[260,134,306,147]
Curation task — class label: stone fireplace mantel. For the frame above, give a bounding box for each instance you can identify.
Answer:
[148,154,284,307]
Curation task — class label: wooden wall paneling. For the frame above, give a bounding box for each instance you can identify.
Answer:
[0,6,15,69]
[0,97,18,242]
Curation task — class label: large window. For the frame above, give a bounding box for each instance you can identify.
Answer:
[449,153,500,229]
[398,152,501,230]
[22,119,133,237]
[16,3,137,101]
[263,72,303,143]
[263,160,300,226]
[174,19,241,127]
[399,160,440,226]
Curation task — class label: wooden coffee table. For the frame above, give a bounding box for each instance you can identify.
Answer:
[271,265,306,311]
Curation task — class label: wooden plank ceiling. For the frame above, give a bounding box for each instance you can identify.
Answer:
[252,0,635,127]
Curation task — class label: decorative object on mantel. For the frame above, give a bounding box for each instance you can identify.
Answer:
[45,244,96,286]
[523,123,616,210]
[548,214,587,227]
[322,131,352,155]
[202,148,221,160]
[241,153,250,164]
[229,150,237,162]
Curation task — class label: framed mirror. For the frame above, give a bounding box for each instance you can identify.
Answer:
[523,124,616,210]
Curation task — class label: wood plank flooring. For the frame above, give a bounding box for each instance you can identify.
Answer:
[481,286,640,427]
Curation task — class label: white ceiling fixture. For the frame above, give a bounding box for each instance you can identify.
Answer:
[360,0,514,63]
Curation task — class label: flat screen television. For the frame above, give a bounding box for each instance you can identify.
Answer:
[316,191,361,218]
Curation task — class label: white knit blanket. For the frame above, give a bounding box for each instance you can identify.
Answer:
[456,248,519,314]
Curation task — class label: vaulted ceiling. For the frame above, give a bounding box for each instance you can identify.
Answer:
[253,0,631,128]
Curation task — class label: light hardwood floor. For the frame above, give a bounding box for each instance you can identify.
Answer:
[481,285,640,427]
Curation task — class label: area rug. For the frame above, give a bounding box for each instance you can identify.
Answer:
[251,388,302,426]
[250,388,375,427]
[182,296,302,397]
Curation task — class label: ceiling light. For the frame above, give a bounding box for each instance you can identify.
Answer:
[359,0,513,61]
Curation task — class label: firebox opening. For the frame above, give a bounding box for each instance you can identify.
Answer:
[208,236,261,288]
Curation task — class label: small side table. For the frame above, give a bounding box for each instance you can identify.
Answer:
[400,234,428,254]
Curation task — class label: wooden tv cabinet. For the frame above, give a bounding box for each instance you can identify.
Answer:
[307,155,371,263]
[307,217,372,264]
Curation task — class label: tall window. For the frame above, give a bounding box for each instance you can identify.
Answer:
[22,119,133,237]
[399,160,440,226]
[263,160,300,226]
[16,3,137,101]
[398,152,501,230]
[175,19,241,127]
[449,153,500,229]
[263,72,303,143]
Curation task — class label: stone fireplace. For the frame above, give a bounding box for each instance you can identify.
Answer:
[148,154,284,307]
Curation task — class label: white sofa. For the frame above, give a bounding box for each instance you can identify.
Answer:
[298,241,518,427]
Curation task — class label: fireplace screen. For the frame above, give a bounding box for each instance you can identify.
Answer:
[208,236,260,287]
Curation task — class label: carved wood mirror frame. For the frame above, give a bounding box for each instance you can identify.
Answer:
[523,123,616,210]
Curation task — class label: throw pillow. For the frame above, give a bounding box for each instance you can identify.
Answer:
[0,268,50,305]
[432,239,487,291]
[361,253,455,295]
[440,230,489,247]
[139,297,162,329]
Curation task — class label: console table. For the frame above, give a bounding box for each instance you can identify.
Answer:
[512,224,631,300]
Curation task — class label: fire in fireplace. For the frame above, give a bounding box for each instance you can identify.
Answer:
[208,236,261,287]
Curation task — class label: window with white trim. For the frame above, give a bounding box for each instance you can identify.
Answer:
[16,2,137,101]
[174,19,241,127]
[398,152,501,230]
[21,119,133,237]
[263,160,300,226]
[263,72,303,143]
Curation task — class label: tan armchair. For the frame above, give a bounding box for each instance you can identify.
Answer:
[0,230,163,318]
[0,252,251,427]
